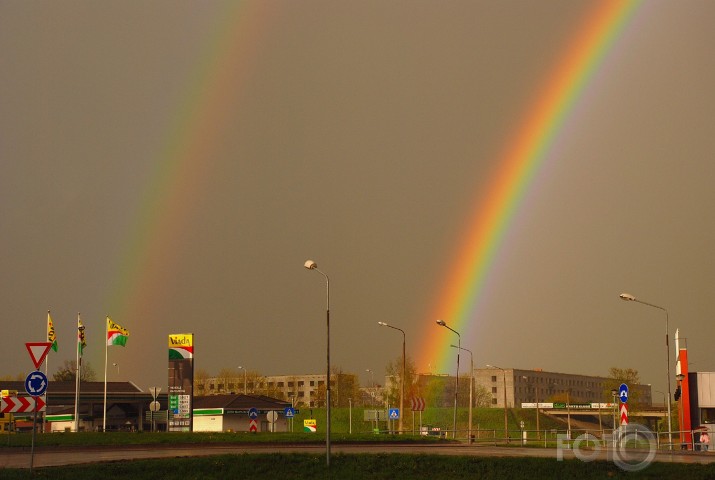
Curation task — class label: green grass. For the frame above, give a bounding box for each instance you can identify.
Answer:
[2,453,715,480]
[0,431,448,448]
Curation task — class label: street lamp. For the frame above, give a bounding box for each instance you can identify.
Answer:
[378,321,405,434]
[611,388,618,431]
[452,344,474,443]
[305,260,331,467]
[436,319,460,439]
[487,364,509,443]
[366,369,375,406]
[238,366,248,395]
[619,292,673,449]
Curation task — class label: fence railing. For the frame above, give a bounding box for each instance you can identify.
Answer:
[416,426,711,451]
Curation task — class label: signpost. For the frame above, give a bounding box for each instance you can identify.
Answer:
[267,410,278,432]
[24,341,52,474]
[410,397,426,435]
[149,387,161,432]
[248,407,259,432]
[619,383,629,426]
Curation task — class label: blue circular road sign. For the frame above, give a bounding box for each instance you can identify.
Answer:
[619,383,629,403]
[25,371,48,396]
[248,407,259,419]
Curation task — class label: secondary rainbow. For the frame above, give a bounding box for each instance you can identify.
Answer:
[418,0,643,372]
[106,3,272,328]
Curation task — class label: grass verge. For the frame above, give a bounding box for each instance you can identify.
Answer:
[3,453,715,480]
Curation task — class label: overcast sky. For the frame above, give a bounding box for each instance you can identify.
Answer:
[2,1,714,397]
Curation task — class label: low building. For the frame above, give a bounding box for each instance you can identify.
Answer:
[202,373,358,408]
[0,380,156,432]
[193,394,293,432]
[476,368,652,408]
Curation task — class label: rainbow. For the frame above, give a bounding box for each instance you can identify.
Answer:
[417,0,643,372]
[106,3,271,328]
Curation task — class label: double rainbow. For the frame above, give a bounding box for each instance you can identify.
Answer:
[417,0,642,372]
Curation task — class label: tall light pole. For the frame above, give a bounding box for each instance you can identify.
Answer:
[619,292,673,449]
[452,344,473,443]
[611,388,618,430]
[238,366,247,395]
[378,321,405,433]
[305,260,331,467]
[488,364,509,443]
[436,319,460,439]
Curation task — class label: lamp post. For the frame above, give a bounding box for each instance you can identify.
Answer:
[619,292,673,449]
[378,321,405,433]
[566,388,572,440]
[676,374,685,447]
[237,366,248,395]
[305,260,331,467]
[488,364,509,443]
[611,388,618,431]
[436,319,460,439]
[452,344,474,443]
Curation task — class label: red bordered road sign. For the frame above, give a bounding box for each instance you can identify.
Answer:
[620,402,629,426]
[411,397,425,411]
[1,395,46,413]
[25,342,53,370]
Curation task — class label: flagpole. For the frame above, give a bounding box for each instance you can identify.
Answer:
[44,310,50,434]
[103,316,108,432]
[74,313,81,433]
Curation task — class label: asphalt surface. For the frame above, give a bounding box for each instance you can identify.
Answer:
[2,443,715,470]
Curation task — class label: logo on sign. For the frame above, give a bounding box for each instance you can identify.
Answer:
[304,419,317,433]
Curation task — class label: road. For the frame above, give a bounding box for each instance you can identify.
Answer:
[1,443,714,469]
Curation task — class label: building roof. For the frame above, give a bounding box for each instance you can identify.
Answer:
[1,381,143,394]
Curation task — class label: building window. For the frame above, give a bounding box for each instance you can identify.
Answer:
[277,382,284,387]
[298,381,304,387]
[492,398,498,405]
[491,376,497,382]
[310,381,315,387]
[298,391,305,397]
[288,382,294,387]
[492,387,497,393]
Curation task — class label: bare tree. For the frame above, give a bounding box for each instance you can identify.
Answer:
[52,359,96,381]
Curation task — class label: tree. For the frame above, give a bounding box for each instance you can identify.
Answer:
[194,368,211,396]
[474,384,492,408]
[605,367,644,410]
[53,359,96,381]
[384,355,418,406]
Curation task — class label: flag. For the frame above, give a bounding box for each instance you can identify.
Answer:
[107,317,129,347]
[77,318,86,356]
[47,311,58,352]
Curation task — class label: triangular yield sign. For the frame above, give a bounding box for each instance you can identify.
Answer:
[25,342,53,370]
